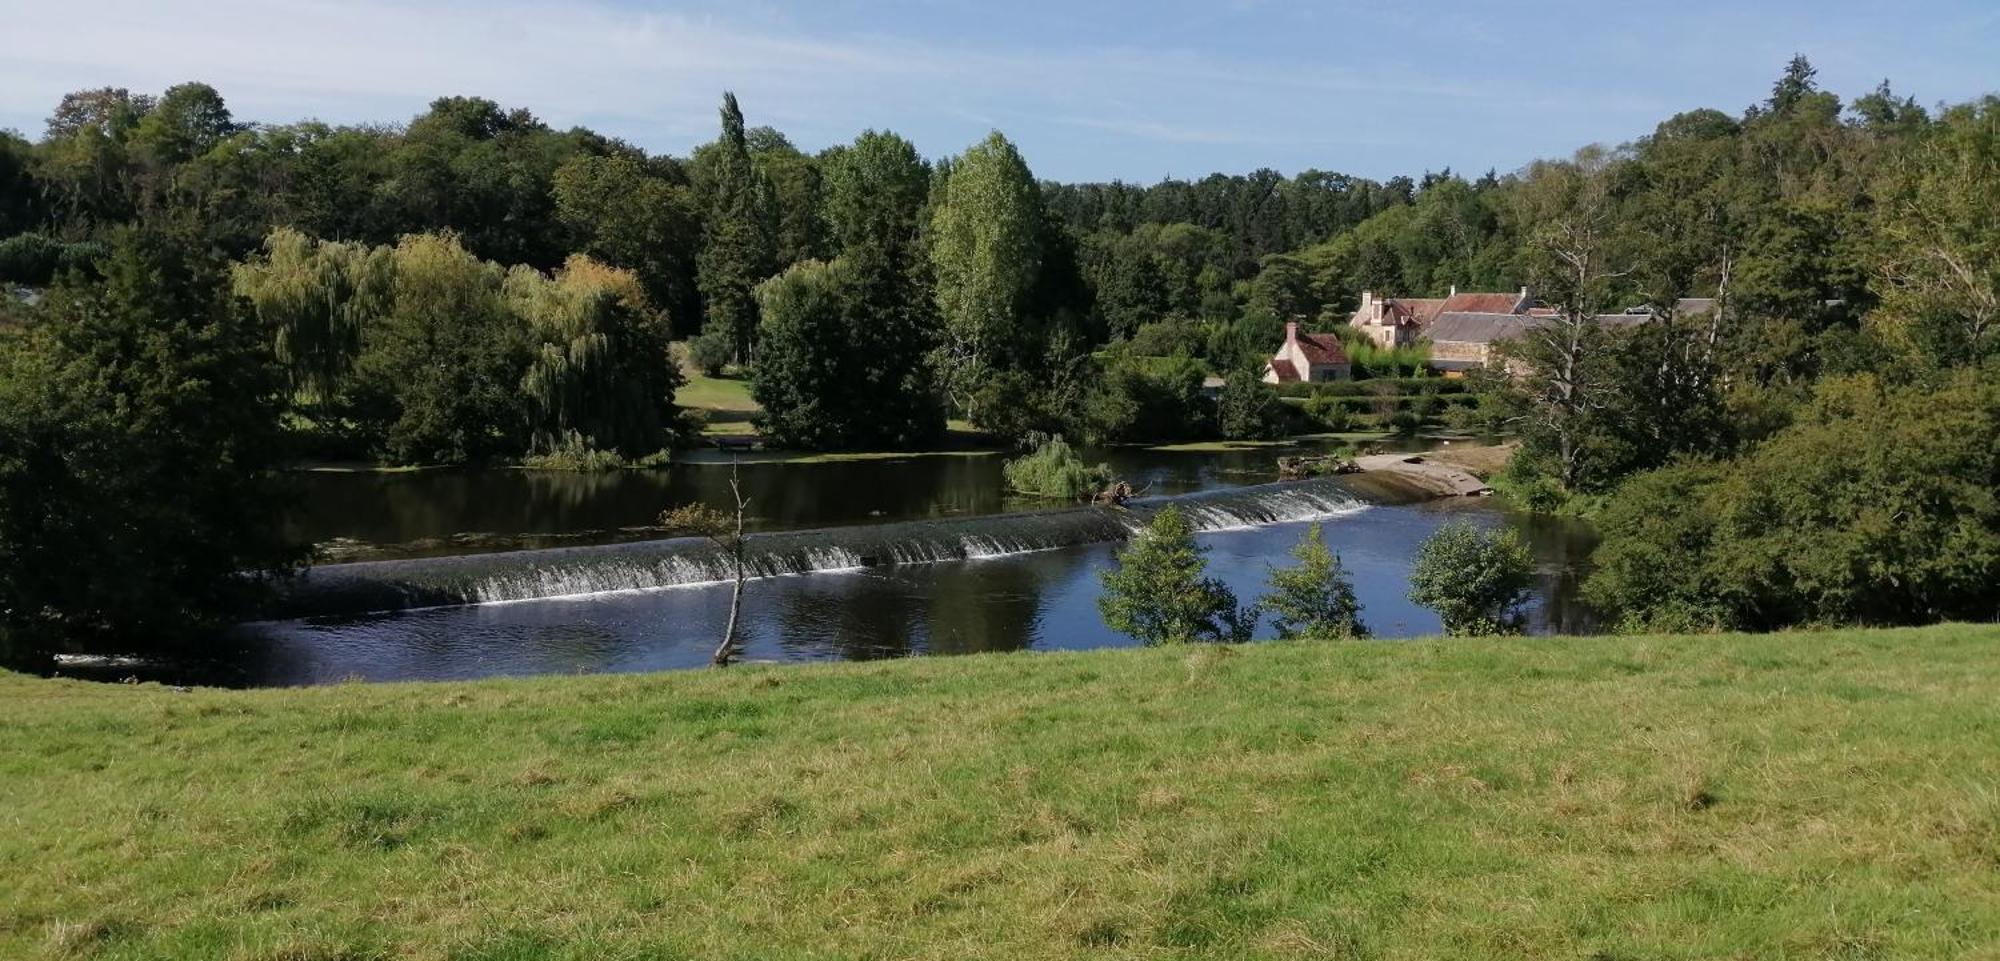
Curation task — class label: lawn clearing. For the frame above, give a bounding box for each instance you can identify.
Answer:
[6,625,1994,960]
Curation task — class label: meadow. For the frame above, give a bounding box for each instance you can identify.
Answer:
[3,625,1996,960]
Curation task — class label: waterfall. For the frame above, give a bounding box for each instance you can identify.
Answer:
[268,478,1366,619]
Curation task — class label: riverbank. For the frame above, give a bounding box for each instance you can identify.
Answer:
[5,624,1994,959]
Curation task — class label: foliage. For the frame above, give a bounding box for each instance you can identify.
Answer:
[1001,435,1111,500]
[750,250,944,450]
[1261,523,1368,639]
[347,233,530,464]
[1081,349,1211,443]
[1407,521,1534,635]
[1217,368,1284,440]
[687,326,734,377]
[928,132,1047,422]
[510,256,679,458]
[519,430,635,472]
[0,228,299,664]
[694,93,776,361]
[1098,505,1252,644]
[1585,370,2000,632]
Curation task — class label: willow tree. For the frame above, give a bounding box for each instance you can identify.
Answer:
[509,256,679,458]
[928,131,1045,422]
[232,226,392,409]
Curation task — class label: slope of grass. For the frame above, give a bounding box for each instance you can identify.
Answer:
[6,626,1995,960]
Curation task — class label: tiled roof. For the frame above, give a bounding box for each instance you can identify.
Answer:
[1430,310,1659,346]
[1427,312,1538,344]
[1267,358,1302,382]
[1438,292,1522,315]
[1294,331,1348,365]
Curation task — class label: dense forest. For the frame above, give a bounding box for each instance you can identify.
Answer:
[0,57,1995,658]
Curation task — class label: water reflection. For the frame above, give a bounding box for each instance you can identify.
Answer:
[287,439,1419,560]
[239,500,1596,687]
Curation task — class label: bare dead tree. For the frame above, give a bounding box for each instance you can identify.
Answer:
[660,458,752,666]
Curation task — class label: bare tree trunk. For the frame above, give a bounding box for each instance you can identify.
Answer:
[712,459,750,667]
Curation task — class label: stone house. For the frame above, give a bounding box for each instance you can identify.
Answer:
[1261,321,1351,384]
[1347,287,1536,349]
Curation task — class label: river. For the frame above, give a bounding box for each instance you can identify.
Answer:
[190,440,1598,687]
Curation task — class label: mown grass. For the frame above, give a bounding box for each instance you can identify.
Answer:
[7,626,1994,960]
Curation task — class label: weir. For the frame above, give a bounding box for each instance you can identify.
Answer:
[266,478,1366,619]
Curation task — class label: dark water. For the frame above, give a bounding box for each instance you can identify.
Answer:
[285,439,1429,560]
[116,439,1597,688]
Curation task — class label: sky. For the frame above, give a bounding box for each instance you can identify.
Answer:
[1,0,1996,184]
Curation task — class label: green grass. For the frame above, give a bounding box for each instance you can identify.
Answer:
[4,625,1997,960]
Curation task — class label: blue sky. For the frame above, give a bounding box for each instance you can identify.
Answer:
[2,0,1995,183]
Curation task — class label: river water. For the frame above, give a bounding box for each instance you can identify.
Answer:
[199,441,1597,687]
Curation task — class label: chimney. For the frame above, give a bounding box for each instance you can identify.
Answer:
[1285,320,1299,344]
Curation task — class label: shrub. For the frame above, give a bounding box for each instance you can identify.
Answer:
[688,326,734,377]
[1407,521,1534,636]
[1584,370,2000,632]
[1098,505,1253,644]
[520,429,637,471]
[1303,393,1351,431]
[1002,435,1111,500]
[1262,523,1368,639]
[0,233,59,284]
[1217,369,1284,440]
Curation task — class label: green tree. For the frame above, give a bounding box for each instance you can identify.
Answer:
[1407,521,1534,636]
[510,256,679,458]
[750,249,943,450]
[820,130,931,256]
[1872,97,2000,365]
[350,233,529,464]
[232,227,394,409]
[553,152,700,333]
[929,132,1045,421]
[0,227,299,666]
[1099,505,1252,644]
[696,93,776,362]
[1585,370,2000,632]
[1263,523,1368,639]
[1218,367,1284,440]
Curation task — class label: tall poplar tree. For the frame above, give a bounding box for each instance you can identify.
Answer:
[696,93,776,363]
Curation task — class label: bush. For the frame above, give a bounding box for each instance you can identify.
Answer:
[1003,435,1111,500]
[1098,505,1253,644]
[1407,521,1534,636]
[1218,369,1284,440]
[1302,393,1351,431]
[520,429,636,471]
[688,326,734,377]
[1262,523,1368,639]
[1583,370,2000,632]
[0,233,58,284]
[1082,350,1211,444]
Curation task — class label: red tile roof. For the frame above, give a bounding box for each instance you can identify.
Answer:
[1268,358,1302,382]
[1439,292,1523,315]
[1294,331,1348,365]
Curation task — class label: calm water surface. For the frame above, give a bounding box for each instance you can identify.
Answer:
[150,440,1600,687]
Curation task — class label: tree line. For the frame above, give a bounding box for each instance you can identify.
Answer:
[1,58,1995,661]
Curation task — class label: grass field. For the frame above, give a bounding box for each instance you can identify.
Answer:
[6,626,1995,960]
